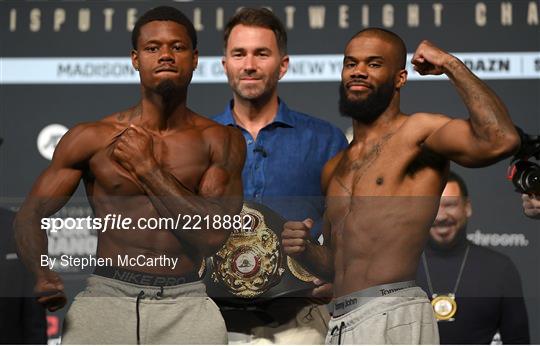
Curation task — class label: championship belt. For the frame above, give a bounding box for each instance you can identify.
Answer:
[204,201,317,303]
[431,293,457,321]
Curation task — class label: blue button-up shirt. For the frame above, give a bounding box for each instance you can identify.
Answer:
[214,100,348,237]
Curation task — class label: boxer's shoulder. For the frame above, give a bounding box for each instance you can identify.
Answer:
[189,112,245,149]
[389,112,452,145]
[101,107,140,126]
[405,112,452,131]
[322,151,345,193]
[189,111,232,131]
[54,116,127,163]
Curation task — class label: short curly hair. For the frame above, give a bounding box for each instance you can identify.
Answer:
[131,6,197,50]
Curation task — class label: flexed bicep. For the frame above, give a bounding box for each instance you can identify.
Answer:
[418,113,511,168]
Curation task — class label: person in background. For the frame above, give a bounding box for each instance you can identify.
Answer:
[214,7,348,344]
[417,171,530,344]
[522,194,540,219]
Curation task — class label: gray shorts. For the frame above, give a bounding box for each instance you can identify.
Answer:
[61,274,227,344]
[326,283,439,345]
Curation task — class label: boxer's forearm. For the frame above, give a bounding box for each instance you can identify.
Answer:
[297,242,334,283]
[444,56,519,157]
[135,166,231,255]
[14,207,51,277]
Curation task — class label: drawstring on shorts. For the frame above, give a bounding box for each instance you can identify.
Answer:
[302,305,316,323]
[136,290,145,345]
[330,321,346,345]
[135,286,164,344]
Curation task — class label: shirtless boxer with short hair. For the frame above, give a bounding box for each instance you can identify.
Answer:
[14,6,245,344]
[282,28,519,344]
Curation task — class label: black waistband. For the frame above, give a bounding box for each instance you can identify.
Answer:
[94,266,199,287]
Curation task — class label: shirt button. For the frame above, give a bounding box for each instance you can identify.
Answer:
[247,139,253,145]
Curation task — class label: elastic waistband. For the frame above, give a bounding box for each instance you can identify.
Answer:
[94,266,199,287]
[332,280,416,317]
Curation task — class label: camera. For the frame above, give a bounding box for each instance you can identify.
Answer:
[507,127,540,194]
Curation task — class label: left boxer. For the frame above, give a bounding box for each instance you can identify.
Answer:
[14,6,245,344]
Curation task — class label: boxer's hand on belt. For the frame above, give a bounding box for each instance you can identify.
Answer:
[282,218,314,256]
[312,278,333,304]
[35,271,67,312]
[522,193,540,219]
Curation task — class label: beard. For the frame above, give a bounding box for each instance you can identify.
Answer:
[146,79,185,115]
[228,69,280,102]
[428,223,468,250]
[339,80,395,124]
[155,79,181,102]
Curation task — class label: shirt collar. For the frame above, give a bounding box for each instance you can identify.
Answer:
[219,98,296,128]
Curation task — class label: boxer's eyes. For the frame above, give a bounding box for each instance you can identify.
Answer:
[145,46,158,52]
[172,44,187,52]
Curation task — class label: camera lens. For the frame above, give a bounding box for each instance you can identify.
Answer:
[524,170,540,192]
[512,160,540,194]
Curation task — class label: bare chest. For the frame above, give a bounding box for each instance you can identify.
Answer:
[88,135,210,195]
[330,134,409,195]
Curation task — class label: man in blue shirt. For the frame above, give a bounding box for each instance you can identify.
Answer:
[213,7,348,344]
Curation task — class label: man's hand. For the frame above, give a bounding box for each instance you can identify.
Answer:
[35,271,67,312]
[282,218,314,257]
[411,40,456,76]
[312,278,333,304]
[112,125,157,175]
[522,194,540,219]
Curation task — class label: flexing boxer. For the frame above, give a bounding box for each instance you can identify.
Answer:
[14,6,245,344]
[282,28,519,344]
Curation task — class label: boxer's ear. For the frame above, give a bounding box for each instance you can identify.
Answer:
[192,48,199,71]
[395,68,407,89]
[131,49,139,71]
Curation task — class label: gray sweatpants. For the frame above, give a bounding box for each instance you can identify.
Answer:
[326,287,439,345]
[61,275,227,344]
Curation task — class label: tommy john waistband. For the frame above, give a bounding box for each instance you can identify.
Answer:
[94,266,199,287]
[331,280,416,317]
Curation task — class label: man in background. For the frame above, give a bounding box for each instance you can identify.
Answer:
[417,171,529,344]
[214,8,347,344]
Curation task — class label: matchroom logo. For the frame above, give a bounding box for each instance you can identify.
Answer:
[37,124,68,160]
[467,229,530,247]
